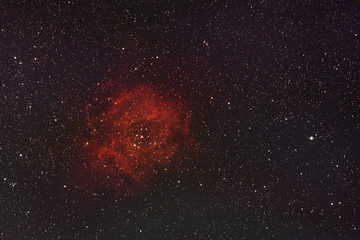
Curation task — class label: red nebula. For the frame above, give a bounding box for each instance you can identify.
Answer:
[82,86,194,196]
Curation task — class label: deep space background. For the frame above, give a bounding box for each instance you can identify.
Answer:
[1,1,359,239]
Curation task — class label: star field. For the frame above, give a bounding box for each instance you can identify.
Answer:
[0,1,359,239]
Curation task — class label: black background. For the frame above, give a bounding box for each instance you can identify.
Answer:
[0,1,359,239]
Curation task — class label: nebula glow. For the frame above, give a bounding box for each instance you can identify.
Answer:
[84,86,194,195]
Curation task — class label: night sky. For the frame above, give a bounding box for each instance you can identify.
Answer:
[1,1,359,239]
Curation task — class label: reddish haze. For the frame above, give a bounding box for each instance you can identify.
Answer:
[81,86,194,196]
